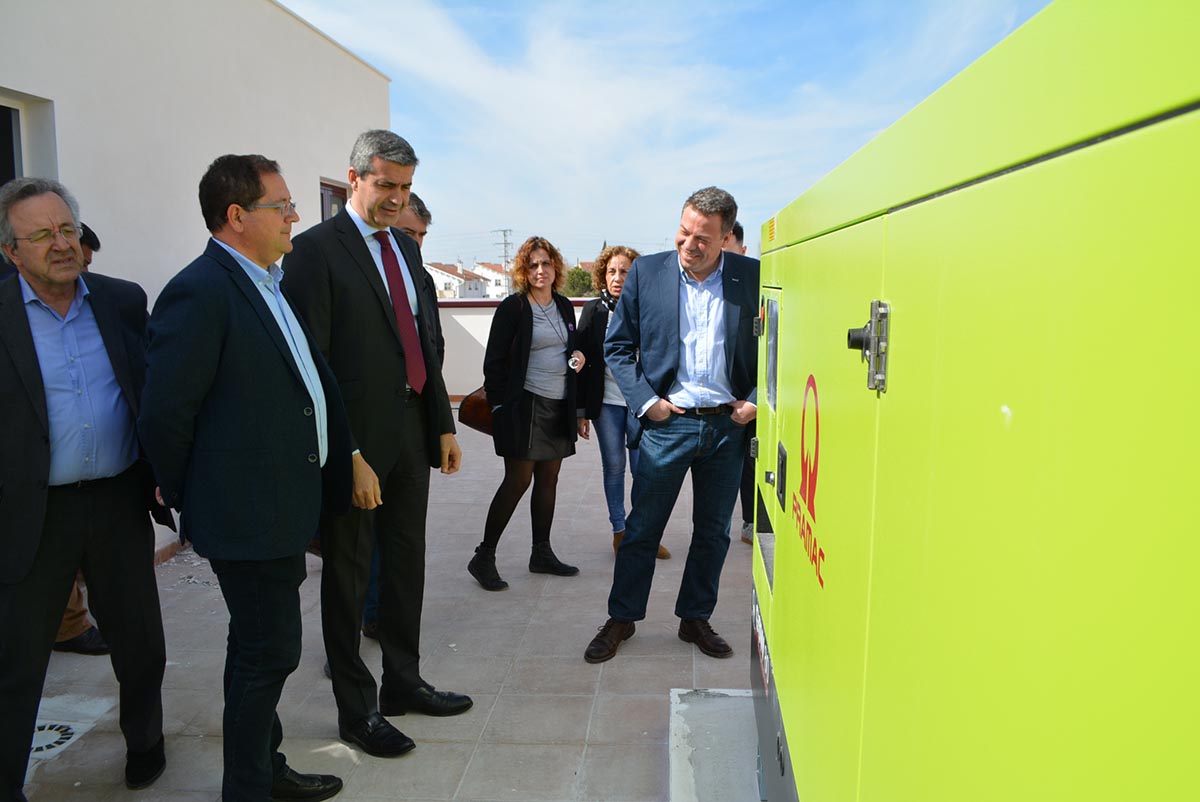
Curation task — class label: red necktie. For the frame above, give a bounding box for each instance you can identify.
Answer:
[373,231,427,394]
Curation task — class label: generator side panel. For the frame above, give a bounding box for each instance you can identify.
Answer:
[756,219,886,801]
[857,107,1200,802]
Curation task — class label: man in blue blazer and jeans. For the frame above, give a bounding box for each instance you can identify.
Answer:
[585,187,760,664]
[139,155,352,802]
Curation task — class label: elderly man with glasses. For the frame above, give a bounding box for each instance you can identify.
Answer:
[0,177,173,801]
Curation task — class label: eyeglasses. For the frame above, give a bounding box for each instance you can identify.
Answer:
[13,224,80,246]
[245,200,297,217]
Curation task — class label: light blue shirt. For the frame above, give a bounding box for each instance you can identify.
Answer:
[213,239,329,466]
[346,203,419,316]
[20,275,138,485]
[637,254,736,417]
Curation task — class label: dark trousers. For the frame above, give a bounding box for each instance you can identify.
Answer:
[208,553,306,802]
[609,413,747,622]
[323,394,430,723]
[0,468,165,797]
[739,421,773,531]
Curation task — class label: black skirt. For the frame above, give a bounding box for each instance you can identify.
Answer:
[526,392,576,461]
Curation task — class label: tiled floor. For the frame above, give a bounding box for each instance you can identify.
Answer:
[25,426,757,802]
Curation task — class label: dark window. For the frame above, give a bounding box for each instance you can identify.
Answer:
[320,182,347,221]
[1,105,19,186]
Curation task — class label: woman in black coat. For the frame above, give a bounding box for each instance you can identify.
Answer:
[469,236,586,591]
[575,245,670,560]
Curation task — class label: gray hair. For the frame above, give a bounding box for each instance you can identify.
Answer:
[682,186,738,236]
[407,192,432,226]
[349,129,419,175]
[0,177,82,248]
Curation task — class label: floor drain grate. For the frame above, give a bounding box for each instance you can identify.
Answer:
[31,723,77,754]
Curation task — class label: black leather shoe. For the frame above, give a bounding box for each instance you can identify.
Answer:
[529,541,578,576]
[468,544,508,591]
[125,735,166,789]
[54,626,110,655]
[678,618,733,658]
[584,618,635,663]
[361,620,380,640]
[338,712,415,758]
[270,765,343,801]
[381,683,473,717]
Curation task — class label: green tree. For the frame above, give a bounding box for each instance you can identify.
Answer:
[563,266,595,297]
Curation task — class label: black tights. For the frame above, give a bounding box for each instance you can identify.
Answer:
[482,458,562,548]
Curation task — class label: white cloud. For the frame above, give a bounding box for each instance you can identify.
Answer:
[281,0,1041,261]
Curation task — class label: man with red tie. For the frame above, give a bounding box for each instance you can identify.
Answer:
[282,130,469,760]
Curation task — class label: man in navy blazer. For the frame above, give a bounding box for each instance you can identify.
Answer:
[139,155,352,802]
[0,177,172,800]
[585,187,760,664]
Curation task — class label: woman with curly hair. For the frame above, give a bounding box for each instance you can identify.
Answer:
[576,245,670,559]
[468,236,587,590]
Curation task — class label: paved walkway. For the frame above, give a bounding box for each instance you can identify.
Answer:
[25,426,757,802]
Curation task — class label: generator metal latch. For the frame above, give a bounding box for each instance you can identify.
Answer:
[847,300,889,392]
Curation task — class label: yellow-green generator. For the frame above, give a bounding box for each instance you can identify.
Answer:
[750,3,1199,800]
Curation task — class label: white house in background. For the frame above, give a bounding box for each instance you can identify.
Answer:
[471,261,512,299]
[426,262,465,298]
[0,0,389,301]
[459,267,489,298]
[426,261,487,299]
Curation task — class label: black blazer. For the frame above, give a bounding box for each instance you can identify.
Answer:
[575,297,614,421]
[483,291,579,458]
[0,271,174,584]
[138,240,352,561]
[282,210,455,469]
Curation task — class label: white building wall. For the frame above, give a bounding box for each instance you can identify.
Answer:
[0,0,389,300]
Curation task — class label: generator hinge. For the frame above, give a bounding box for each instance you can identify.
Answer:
[749,437,759,459]
[846,300,890,392]
[753,316,765,337]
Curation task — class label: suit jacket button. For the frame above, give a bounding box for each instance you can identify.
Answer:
[307,453,318,463]
[303,407,314,416]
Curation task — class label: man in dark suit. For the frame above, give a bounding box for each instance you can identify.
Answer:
[584,187,760,664]
[139,155,352,802]
[0,177,170,800]
[282,130,469,758]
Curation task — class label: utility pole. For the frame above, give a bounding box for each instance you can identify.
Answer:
[492,228,513,268]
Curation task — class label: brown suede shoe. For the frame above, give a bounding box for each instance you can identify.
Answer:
[584,618,636,663]
[613,531,671,560]
[678,619,733,658]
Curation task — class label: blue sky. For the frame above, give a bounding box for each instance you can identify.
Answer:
[279,0,1049,264]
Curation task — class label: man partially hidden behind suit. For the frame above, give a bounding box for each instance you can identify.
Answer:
[139,155,352,802]
[585,187,760,664]
[282,130,470,759]
[0,178,170,800]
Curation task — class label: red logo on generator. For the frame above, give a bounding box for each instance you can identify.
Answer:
[799,374,819,521]
[791,374,825,588]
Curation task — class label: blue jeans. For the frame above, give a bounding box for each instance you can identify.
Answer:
[594,403,640,534]
[608,412,747,622]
